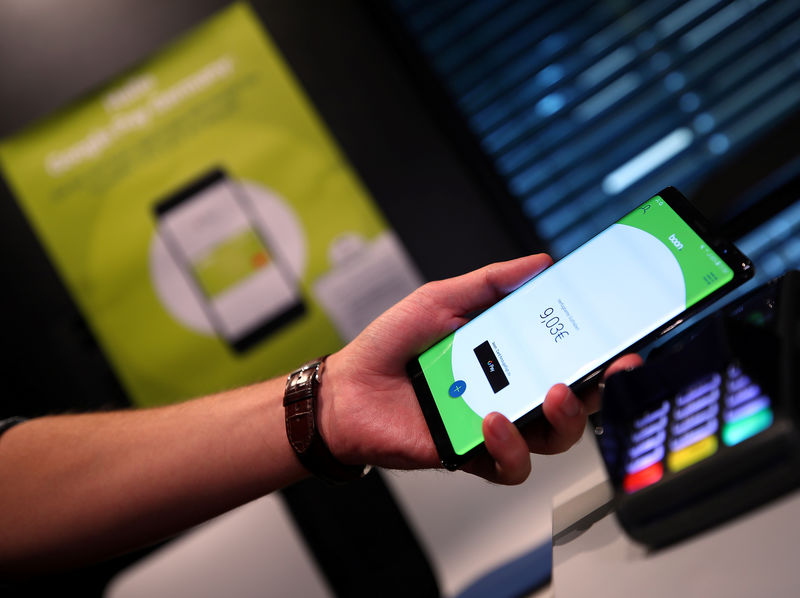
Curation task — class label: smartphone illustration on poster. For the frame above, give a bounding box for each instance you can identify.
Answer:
[153,168,305,352]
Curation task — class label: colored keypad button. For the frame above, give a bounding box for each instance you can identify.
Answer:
[675,373,721,407]
[723,407,773,446]
[624,461,663,494]
[626,445,665,475]
[668,434,718,472]
[633,400,669,429]
[669,417,718,453]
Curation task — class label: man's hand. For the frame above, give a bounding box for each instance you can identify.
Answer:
[318,254,642,484]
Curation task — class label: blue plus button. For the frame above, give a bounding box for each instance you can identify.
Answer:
[449,380,467,398]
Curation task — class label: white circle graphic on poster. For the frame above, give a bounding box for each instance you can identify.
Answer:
[149,180,306,335]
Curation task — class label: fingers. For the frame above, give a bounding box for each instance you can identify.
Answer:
[458,353,645,484]
[422,254,552,318]
[535,384,588,454]
[466,385,586,484]
[354,253,554,367]
[464,413,532,485]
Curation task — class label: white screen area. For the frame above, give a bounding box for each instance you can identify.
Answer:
[452,224,684,421]
[159,180,298,340]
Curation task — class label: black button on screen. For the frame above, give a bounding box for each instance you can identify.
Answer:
[474,340,509,394]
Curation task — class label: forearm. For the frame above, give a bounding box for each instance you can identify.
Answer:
[0,375,306,574]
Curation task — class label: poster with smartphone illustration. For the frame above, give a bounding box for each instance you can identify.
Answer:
[0,4,422,407]
[410,188,752,468]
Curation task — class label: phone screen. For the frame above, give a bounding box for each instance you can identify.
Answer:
[410,189,752,464]
[155,169,304,351]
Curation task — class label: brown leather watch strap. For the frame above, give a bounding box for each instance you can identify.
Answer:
[283,356,368,485]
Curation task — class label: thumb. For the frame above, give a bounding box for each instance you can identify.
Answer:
[422,254,553,317]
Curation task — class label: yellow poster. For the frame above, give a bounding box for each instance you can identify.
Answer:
[0,3,421,406]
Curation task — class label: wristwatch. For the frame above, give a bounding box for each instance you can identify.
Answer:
[283,356,369,484]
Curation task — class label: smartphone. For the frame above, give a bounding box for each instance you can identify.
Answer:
[407,187,754,469]
[154,168,305,352]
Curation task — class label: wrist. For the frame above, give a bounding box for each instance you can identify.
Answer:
[315,350,354,464]
[283,354,368,484]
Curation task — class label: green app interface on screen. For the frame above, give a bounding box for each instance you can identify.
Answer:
[418,195,734,456]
